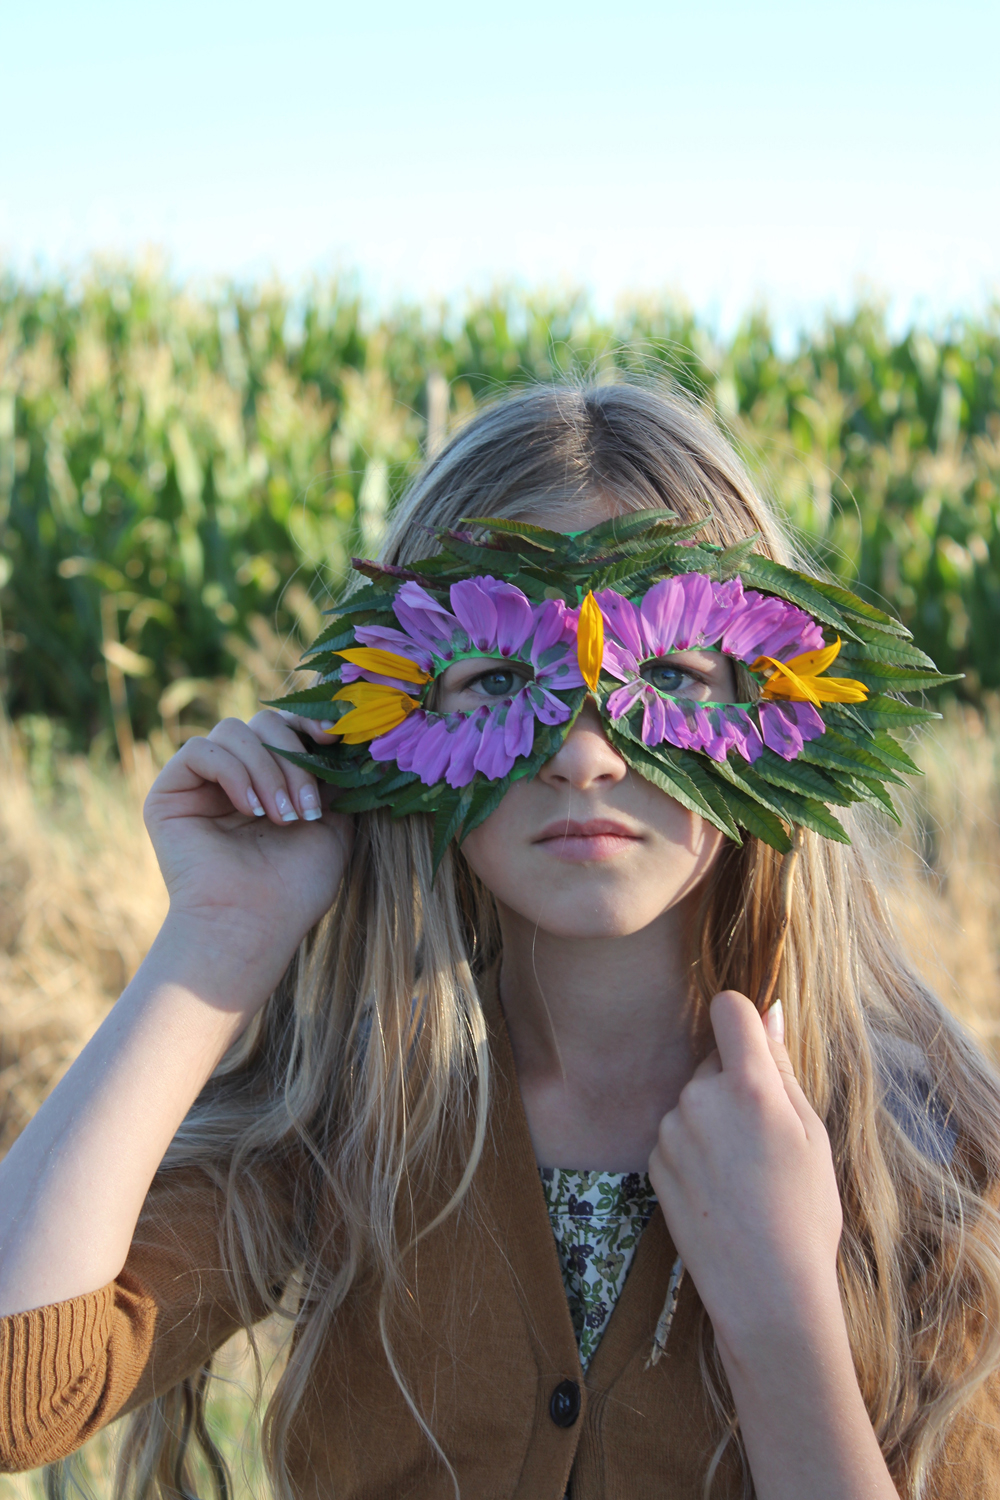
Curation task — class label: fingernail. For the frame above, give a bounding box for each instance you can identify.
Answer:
[765,998,784,1044]
[275,789,299,822]
[247,788,265,817]
[299,786,322,821]
[319,720,335,732]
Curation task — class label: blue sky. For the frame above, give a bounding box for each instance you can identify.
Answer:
[2,0,997,328]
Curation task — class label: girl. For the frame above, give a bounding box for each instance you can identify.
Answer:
[2,383,1000,1500]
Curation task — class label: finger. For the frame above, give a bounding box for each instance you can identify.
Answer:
[165,736,269,820]
[689,1047,722,1082]
[208,716,315,823]
[708,990,776,1075]
[761,1012,820,1131]
[273,708,340,743]
[245,709,332,821]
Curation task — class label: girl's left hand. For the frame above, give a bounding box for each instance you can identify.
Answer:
[648,990,845,1361]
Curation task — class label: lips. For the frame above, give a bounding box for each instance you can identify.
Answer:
[534,818,642,843]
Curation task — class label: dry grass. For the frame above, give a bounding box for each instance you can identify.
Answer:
[2,705,1000,1497]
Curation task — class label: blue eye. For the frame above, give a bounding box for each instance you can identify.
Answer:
[476,668,519,697]
[641,661,687,694]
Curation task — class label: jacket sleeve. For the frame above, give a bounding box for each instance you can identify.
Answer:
[0,1161,299,1473]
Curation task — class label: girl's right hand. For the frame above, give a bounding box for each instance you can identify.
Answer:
[144,711,352,976]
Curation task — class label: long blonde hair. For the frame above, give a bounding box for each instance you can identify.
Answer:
[107,382,1000,1500]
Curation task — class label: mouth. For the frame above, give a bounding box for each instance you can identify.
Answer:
[533,817,645,862]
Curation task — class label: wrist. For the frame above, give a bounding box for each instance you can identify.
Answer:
[142,907,296,1017]
[712,1269,852,1389]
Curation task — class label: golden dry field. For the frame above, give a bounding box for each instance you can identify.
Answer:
[2,704,1000,1496]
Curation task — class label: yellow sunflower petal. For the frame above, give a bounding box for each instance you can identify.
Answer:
[577,591,604,692]
[331,682,419,743]
[778,637,843,678]
[752,656,823,706]
[805,676,869,704]
[336,647,431,685]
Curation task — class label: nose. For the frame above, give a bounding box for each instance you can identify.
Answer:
[537,700,628,793]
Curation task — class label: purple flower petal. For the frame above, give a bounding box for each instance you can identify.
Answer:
[473,710,518,779]
[393,581,462,655]
[606,680,648,720]
[601,640,640,683]
[405,716,455,784]
[657,698,707,752]
[720,705,764,764]
[721,591,825,663]
[595,590,645,658]
[639,577,687,655]
[757,700,824,760]
[444,707,489,788]
[526,682,574,725]
[354,625,434,673]
[449,578,498,652]
[503,691,536,760]
[642,692,667,745]
[370,709,429,764]
[699,577,745,648]
[672,574,717,650]
[485,578,535,656]
[340,661,422,694]
[530,598,576,663]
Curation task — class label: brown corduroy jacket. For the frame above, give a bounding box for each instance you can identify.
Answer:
[2,980,1000,1497]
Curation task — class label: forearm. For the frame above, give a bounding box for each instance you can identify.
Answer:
[716,1294,899,1500]
[0,911,291,1317]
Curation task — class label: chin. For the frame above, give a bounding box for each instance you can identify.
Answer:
[513,894,659,941]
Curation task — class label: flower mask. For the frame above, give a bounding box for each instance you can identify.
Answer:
[272,511,955,868]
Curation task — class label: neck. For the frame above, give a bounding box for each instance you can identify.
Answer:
[496,899,700,1172]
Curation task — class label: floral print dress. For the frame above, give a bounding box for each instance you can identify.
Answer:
[539,1168,659,1370]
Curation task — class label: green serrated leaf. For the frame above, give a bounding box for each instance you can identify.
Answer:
[836,632,937,671]
[456,773,514,842]
[672,752,743,841]
[708,780,792,852]
[388,778,448,818]
[734,556,855,636]
[796,729,906,784]
[331,785,394,813]
[844,773,902,821]
[848,663,961,692]
[606,726,734,837]
[301,622,357,654]
[849,695,942,728]
[715,760,852,843]
[799,576,904,632]
[751,748,853,806]
[870,730,922,775]
[430,788,464,873]
[263,685,342,720]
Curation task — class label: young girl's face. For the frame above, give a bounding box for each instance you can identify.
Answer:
[454,641,736,941]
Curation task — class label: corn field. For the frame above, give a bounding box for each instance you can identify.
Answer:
[2,266,999,757]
